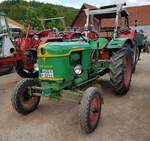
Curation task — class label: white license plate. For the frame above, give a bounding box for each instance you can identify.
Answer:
[41,69,54,78]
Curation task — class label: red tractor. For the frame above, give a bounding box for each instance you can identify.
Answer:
[0,12,63,77]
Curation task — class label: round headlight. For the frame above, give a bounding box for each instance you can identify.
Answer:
[74,64,82,75]
[34,63,39,72]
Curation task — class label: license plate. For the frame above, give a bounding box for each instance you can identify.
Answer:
[40,69,54,78]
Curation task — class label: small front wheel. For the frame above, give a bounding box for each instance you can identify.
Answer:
[11,78,41,115]
[79,87,103,133]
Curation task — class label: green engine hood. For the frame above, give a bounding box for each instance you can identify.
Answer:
[38,41,89,57]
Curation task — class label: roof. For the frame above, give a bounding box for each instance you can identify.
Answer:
[6,17,24,29]
[83,3,96,9]
[71,3,96,27]
[0,12,24,29]
[0,13,24,29]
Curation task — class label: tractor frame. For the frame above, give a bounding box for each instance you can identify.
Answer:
[11,3,139,133]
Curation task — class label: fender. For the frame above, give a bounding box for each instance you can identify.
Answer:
[108,38,130,49]
[90,38,108,49]
[118,29,136,40]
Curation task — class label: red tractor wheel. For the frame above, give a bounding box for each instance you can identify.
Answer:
[11,78,40,115]
[131,41,139,73]
[79,87,103,133]
[124,55,132,86]
[110,46,132,95]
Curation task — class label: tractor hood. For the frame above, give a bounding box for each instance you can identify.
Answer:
[38,41,89,58]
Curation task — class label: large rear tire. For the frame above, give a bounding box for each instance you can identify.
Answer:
[110,46,132,95]
[11,78,40,115]
[79,87,103,133]
[131,42,139,73]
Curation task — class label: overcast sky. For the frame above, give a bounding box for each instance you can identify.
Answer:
[0,0,150,8]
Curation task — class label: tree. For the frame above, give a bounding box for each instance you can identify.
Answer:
[0,0,78,30]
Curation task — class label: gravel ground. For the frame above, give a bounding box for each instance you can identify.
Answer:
[0,53,150,141]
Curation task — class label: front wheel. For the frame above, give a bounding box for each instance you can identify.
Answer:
[11,78,41,115]
[79,87,103,133]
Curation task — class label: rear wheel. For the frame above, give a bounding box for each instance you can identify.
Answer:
[11,78,40,115]
[131,42,139,73]
[110,46,132,95]
[79,87,103,133]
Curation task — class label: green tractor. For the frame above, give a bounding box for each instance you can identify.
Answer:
[11,3,138,133]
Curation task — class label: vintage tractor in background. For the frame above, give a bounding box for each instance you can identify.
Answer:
[11,3,140,133]
[0,12,16,74]
[15,28,63,78]
[0,12,63,77]
[16,16,66,77]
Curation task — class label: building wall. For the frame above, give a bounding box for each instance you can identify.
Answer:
[73,11,100,31]
[73,11,86,31]
[127,5,150,26]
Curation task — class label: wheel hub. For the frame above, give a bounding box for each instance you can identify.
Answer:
[89,95,101,127]
[20,88,39,109]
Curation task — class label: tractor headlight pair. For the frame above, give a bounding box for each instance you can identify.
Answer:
[74,64,83,75]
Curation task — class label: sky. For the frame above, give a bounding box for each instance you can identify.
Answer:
[0,0,150,8]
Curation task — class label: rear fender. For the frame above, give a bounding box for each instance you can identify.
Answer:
[89,38,108,49]
[118,29,136,40]
[108,38,133,49]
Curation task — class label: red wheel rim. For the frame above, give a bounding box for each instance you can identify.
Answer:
[21,96,39,109]
[20,84,39,109]
[124,56,132,86]
[89,95,101,127]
